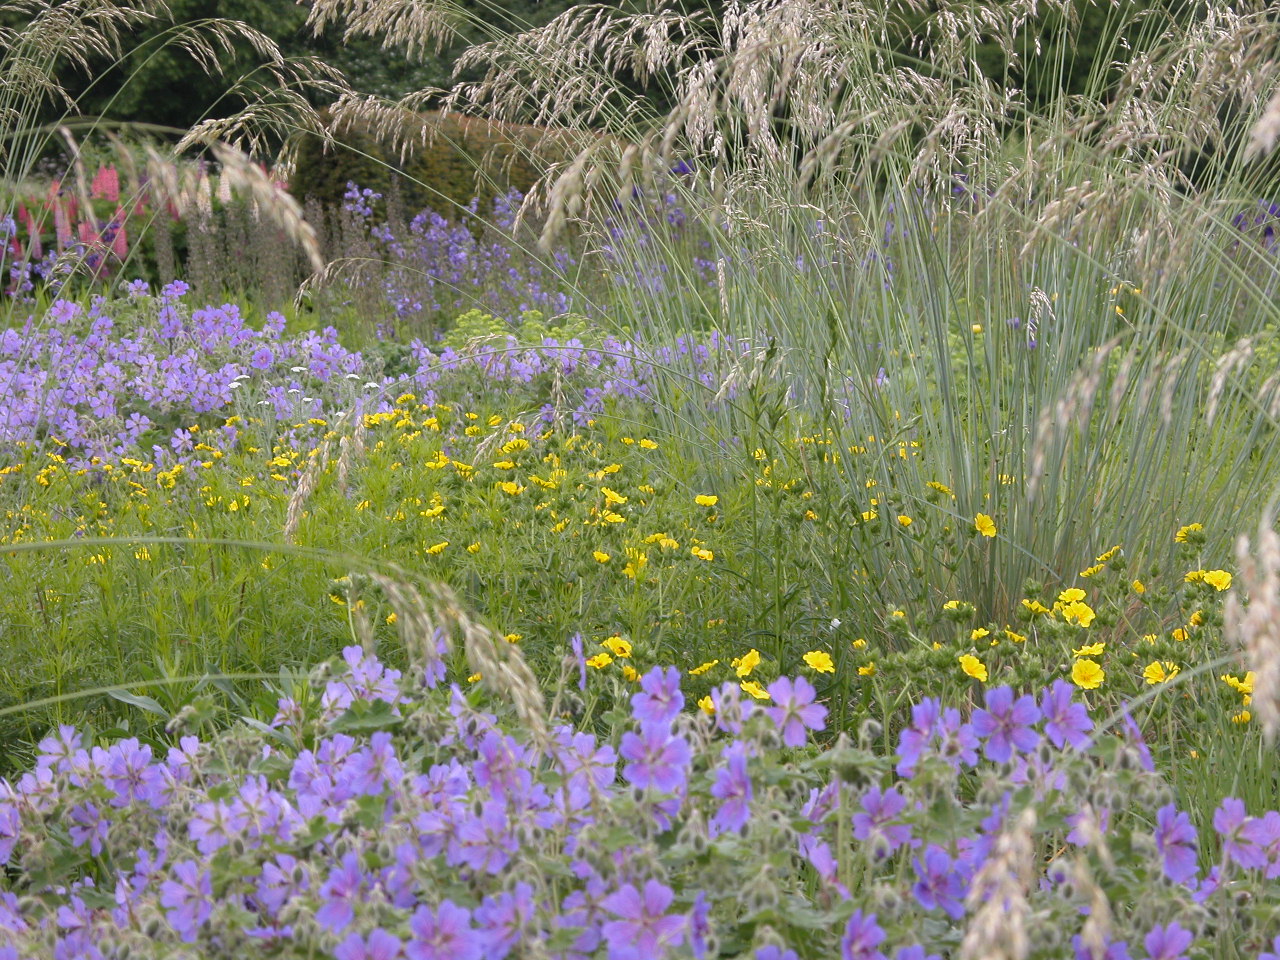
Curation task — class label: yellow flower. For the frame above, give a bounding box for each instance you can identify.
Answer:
[593,551,611,563]
[942,600,962,611]
[1141,633,1157,644]
[971,628,990,641]
[1232,710,1252,724]
[1175,522,1204,543]
[1221,672,1256,695]
[971,323,983,334]
[740,680,771,700]
[926,481,954,498]
[601,511,626,523]
[1022,599,1051,616]
[1058,588,1086,604]
[1184,569,1205,584]
[698,694,715,715]
[1072,641,1105,658]
[1132,579,1146,594]
[858,663,876,676]
[1079,563,1104,578]
[639,438,658,449]
[503,633,522,644]
[498,481,524,495]
[689,659,719,676]
[861,510,878,522]
[601,487,627,505]
[586,653,613,669]
[1060,601,1096,628]
[1204,570,1232,591]
[958,654,988,682]
[467,543,481,553]
[1071,659,1105,690]
[691,546,714,561]
[621,665,639,682]
[803,650,835,674]
[1143,661,1180,685]
[602,636,632,658]
[733,649,761,678]
[852,638,867,649]
[492,460,516,470]
[467,672,482,684]
[1189,609,1205,627]
[974,514,997,538]
[1172,628,1189,642]
[1004,629,1027,644]
[897,515,912,526]
[695,494,719,507]
[1095,545,1122,563]
[385,612,397,625]
[426,540,449,555]
[659,537,679,550]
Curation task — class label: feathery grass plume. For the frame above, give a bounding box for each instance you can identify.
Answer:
[283,440,332,544]
[1073,857,1115,960]
[1027,341,1117,507]
[367,572,448,682]
[1224,510,1280,741]
[1207,337,1256,427]
[147,141,326,274]
[959,806,1037,960]
[393,576,548,741]
[1246,85,1280,160]
[304,0,465,61]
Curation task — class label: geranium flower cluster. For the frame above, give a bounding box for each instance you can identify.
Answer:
[3,643,1279,960]
[0,285,733,467]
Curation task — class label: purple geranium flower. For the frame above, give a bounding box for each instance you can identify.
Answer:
[316,852,368,932]
[1144,923,1193,960]
[632,666,684,726]
[841,910,887,960]
[1213,797,1267,869]
[619,725,691,794]
[1039,679,1093,750]
[1154,804,1199,885]
[336,930,403,960]
[852,785,913,858]
[911,845,966,920]
[765,675,828,747]
[971,686,1041,764]
[600,880,686,960]
[406,900,481,960]
[159,860,213,943]
[709,741,753,835]
[1071,935,1132,960]
[897,699,940,776]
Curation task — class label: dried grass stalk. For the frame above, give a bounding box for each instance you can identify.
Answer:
[1225,511,1280,741]
[959,806,1037,960]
